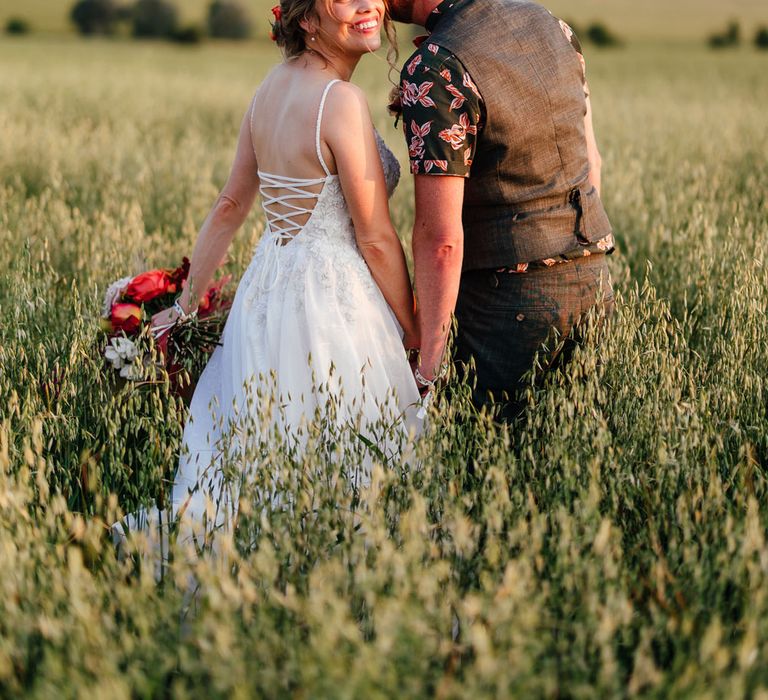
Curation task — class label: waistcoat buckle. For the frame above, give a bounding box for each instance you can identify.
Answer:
[569,187,590,246]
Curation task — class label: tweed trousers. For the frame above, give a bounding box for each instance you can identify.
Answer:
[453,253,614,421]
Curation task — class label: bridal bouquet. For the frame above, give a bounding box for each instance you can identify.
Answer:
[100,257,232,399]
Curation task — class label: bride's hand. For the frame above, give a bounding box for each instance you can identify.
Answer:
[150,306,180,338]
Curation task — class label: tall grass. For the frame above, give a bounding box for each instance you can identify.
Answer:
[1,36,767,696]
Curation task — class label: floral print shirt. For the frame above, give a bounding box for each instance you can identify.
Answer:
[397,0,615,268]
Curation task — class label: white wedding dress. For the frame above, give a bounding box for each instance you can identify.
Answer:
[112,80,421,555]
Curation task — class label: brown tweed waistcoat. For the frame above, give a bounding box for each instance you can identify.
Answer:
[430,0,613,270]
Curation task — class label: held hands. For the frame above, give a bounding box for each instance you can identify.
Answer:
[409,347,448,398]
[402,312,445,397]
[413,363,444,397]
[411,348,448,420]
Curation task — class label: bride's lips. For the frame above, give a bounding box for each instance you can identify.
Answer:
[351,17,380,35]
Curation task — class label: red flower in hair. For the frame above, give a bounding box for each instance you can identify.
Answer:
[270,5,281,41]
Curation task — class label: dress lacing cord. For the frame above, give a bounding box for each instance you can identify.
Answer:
[255,78,340,292]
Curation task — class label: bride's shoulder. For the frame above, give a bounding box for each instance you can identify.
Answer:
[249,61,297,99]
[323,81,373,124]
[250,64,283,99]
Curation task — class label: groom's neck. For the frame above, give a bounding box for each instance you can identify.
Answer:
[411,0,443,28]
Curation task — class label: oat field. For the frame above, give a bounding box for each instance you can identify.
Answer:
[1,32,768,698]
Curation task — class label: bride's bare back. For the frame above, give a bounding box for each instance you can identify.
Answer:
[250,63,339,181]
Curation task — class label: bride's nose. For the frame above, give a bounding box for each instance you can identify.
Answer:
[355,0,381,15]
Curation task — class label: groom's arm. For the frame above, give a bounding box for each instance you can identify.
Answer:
[412,175,465,380]
[398,43,483,381]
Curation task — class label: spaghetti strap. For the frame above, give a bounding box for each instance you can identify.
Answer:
[315,79,341,177]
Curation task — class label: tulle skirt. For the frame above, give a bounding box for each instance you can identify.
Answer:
[111,231,422,558]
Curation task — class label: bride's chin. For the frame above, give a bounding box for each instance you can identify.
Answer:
[354,39,383,55]
[338,33,382,56]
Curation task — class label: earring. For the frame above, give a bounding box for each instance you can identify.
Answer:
[310,35,316,41]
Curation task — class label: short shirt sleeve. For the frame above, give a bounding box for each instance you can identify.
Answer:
[399,43,484,177]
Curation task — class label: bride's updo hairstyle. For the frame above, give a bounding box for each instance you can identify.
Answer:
[271,0,398,67]
[271,0,315,58]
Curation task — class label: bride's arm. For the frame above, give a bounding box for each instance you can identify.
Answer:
[323,82,419,349]
[152,100,260,328]
[584,89,602,197]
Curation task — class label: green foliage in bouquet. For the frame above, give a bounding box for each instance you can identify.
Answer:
[165,312,227,399]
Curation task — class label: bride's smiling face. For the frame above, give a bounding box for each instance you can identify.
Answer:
[306,0,386,57]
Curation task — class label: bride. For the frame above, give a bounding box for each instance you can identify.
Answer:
[112,0,421,553]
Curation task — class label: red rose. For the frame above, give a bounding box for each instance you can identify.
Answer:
[167,257,190,294]
[110,303,143,334]
[197,274,232,318]
[124,269,171,303]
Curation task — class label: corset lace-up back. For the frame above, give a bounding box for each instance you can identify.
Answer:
[256,78,340,244]
[257,172,327,239]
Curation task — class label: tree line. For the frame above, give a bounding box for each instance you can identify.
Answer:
[4,7,768,50]
[68,0,251,42]
[708,20,768,49]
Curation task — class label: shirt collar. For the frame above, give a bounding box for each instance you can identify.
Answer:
[425,0,467,33]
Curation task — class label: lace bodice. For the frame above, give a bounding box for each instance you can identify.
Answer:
[374,129,401,198]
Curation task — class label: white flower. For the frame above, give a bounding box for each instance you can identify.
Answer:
[101,275,134,318]
[104,336,145,381]
[119,362,144,380]
[104,336,139,371]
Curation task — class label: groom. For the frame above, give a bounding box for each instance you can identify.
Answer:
[389,0,616,419]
